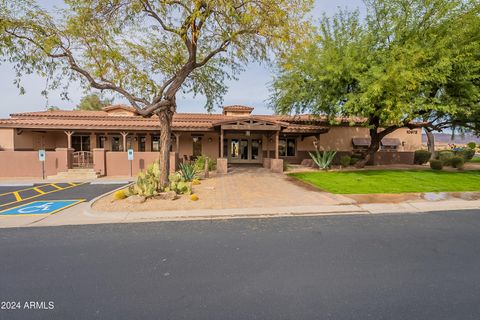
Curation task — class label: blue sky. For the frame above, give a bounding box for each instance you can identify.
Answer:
[0,0,364,118]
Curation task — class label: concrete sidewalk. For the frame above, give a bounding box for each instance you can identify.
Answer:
[1,197,479,228]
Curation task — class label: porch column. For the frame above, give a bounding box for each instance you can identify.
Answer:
[275,131,279,159]
[220,129,224,158]
[174,133,181,153]
[145,134,152,152]
[266,133,270,158]
[90,133,97,149]
[315,133,321,152]
[64,131,74,149]
[120,132,128,151]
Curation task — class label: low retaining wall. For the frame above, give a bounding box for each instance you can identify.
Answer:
[0,151,59,178]
[287,151,415,166]
[105,151,159,176]
[104,151,178,176]
[371,152,415,165]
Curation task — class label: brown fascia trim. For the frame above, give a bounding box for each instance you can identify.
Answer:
[0,125,215,131]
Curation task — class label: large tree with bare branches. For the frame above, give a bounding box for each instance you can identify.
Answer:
[0,0,312,185]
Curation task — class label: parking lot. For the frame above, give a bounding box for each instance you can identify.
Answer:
[0,182,127,217]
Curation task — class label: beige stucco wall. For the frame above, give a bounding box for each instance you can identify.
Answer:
[0,128,14,150]
[384,128,422,151]
[296,126,422,152]
[12,130,64,150]
[176,132,219,159]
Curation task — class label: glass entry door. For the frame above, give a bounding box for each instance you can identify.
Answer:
[225,138,262,163]
[72,135,91,152]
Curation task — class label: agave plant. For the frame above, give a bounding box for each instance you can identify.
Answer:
[309,150,337,170]
[179,162,197,182]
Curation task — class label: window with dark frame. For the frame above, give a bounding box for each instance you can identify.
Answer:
[152,136,160,152]
[138,136,146,152]
[97,135,106,149]
[279,138,296,157]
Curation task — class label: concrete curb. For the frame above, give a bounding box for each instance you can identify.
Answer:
[85,191,480,223]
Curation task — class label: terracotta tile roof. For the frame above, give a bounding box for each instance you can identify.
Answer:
[1,108,367,133]
[222,105,254,112]
[283,125,330,133]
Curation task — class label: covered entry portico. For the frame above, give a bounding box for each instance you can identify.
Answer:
[215,117,288,164]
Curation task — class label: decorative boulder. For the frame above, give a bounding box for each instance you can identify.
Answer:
[126,195,146,204]
[154,191,178,201]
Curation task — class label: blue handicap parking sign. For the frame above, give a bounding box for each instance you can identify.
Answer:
[0,200,84,216]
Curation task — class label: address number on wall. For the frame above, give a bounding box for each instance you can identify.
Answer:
[406,130,418,134]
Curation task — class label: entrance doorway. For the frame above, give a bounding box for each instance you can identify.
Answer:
[224,138,262,163]
[71,135,93,168]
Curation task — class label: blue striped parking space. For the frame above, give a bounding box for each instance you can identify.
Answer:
[0,183,86,209]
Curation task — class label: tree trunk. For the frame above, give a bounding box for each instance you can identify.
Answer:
[424,128,435,159]
[355,130,382,168]
[158,109,173,188]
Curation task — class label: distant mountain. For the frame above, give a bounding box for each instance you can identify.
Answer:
[422,133,480,144]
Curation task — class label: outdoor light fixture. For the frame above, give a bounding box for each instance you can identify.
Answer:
[208,137,212,142]
[193,137,199,143]
[246,130,250,136]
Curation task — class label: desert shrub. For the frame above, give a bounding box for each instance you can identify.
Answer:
[455,147,475,161]
[350,155,362,165]
[451,156,465,169]
[414,150,431,164]
[179,162,197,181]
[128,161,161,198]
[194,155,216,172]
[438,150,454,166]
[429,159,443,170]
[340,155,351,167]
[167,172,192,195]
[467,142,477,150]
[309,150,337,169]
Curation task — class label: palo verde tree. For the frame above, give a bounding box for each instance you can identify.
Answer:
[0,0,312,186]
[271,0,480,166]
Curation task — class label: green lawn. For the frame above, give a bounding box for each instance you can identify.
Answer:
[469,157,480,163]
[289,170,480,194]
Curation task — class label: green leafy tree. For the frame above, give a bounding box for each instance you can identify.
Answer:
[271,0,480,166]
[0,0,312,186]
[76,93,112,111]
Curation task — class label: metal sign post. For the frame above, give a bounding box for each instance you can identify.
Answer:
[127,149,134,177]
[38,149,46,179]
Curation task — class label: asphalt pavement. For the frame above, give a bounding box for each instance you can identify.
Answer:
[0,182,127,212]
[1,210,480,319]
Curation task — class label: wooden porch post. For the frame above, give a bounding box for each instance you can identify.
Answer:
[145,134,152,152]
[174,133,181,153]
[64,131,74,149]
[90,133,97,149]
[120,132,128,151]
[266,133,270,158]
[220,129,224,158]
[275,131,279,159]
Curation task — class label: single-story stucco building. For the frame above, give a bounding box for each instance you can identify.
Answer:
[0,105,421,178]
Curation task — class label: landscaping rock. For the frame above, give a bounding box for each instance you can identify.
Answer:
[154,191,178,201]
[126,195,146,204]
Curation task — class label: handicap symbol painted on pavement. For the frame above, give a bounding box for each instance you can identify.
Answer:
[0,200,84,216]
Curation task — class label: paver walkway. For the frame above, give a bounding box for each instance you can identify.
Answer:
[212,166,351,208]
